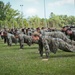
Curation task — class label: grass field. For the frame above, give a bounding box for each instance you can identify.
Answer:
[0,38,75,75]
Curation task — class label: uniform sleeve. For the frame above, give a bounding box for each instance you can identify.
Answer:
[42,37,50,52]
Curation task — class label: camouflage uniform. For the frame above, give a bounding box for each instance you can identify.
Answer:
[7,33,17,46]
[18,33,32,49]
[42,36,75,57]
[38,37,43,57]
[44,31,75,45]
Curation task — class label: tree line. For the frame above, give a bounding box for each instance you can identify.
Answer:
[0,1,75,29]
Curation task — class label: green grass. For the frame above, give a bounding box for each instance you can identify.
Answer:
[0,38,75,75]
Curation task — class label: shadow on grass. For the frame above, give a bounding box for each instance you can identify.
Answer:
[24,46,38,50]
[7,45,38,51]
[50,53,75,58]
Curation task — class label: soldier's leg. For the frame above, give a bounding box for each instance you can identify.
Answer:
[9,38,12,46]
[58,39,75,52]
[7,38,10,46]
[7,38,12,46]
[4,36,7,43]
[12,37,17,44]
[19,38,24,49]
[38,41,43,57]
[64,43,75,52]
[1,35,4,39]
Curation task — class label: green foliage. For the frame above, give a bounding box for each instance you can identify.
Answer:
[48,13,75,28]
[27,16,41,28]
[0,1,75,28]
[0,1,5,20]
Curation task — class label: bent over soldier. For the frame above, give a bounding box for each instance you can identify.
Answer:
[18,33,33,49]
[7,33,18,46]
[42,36,75,58]
[44,31,75,46]
[32,31,75,58]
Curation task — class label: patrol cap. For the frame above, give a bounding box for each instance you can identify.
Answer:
[32,31,40,36]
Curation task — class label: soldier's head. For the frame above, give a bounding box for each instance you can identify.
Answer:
[32,31,40,41]
[66,28,72,35]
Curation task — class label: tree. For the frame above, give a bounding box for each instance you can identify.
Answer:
[0,1,21,28]
[0,1,5,20]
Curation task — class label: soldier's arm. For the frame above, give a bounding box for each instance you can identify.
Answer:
[42,37,50,58]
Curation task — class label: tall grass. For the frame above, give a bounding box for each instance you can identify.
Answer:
[0,38,75,75]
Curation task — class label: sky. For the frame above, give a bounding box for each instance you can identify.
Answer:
[0,0,75,18]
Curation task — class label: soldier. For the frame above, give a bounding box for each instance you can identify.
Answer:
[32,32,44,57]
[7,32,18,46]
[3,29,7,43]
[32,32,75,58]
[66,28,75,41]
[44,31,75,45]
[18,33,33,49]
[42,36,75,57]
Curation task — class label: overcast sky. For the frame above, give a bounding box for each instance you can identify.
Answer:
[1,0,75,18]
